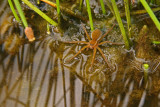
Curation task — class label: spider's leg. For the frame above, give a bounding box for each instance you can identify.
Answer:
[66,45,89,62]
[64,41,88,44]
[82,25,91,41]
[97,47,112,68]
[98,24,115,42]
[90,47,97,69]
[99,41,124,45]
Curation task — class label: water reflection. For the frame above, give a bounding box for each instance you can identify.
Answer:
[0,37,106,106]
[1,37,160,107]
[1,0,160,107]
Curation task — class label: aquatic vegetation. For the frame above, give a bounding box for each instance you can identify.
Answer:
[124,0,131,38]
[8,0,160,45]
[135,25,150,59]
[2,0,160,106]
[79,0,83,11]
[100,0,106,15]
[152,41,160,44]
[22,0,58,26]
[9,0,58,42]
[65,24,123,69]
[140,0,160,31]
[24,27,35,42]
[40,0,87,21]
[8,0,20,22]
[143,63,149,83]
[86,0,94,31]
[9,0,35,42]
[56,0,61,24]
[111,0,130,49]
[13,0,28,27]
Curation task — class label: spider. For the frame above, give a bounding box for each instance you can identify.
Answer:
[65,24,123,69]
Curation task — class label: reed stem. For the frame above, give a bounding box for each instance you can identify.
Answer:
[111,0,130,49]
[140,0,160,31]
[106,0,114,14]
[13,0,28,27]
[79,0,83,11]
[13,0,35,41]
[56,0,61,24]
[100,0,106,15]
[46,23,50,34]
[22,0,58,26]
[143,64,149,83]
[124,0,131,38]
[152,41,160,44]
[86,0,94,31]
[8,0,21,22]
[37,0,40,4]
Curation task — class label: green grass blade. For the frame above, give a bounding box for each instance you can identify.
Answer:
[111,0,130,49]
[143,63,149,83]
[140,0,160,31]
[37,0,40,4]
[100,0,106,15]
[8,0,21,22]
[13,0,28,27]
[106,0,114,14]
[56,0,61,24]
[152,41,160,44]
[124,0,131,38]
[22,0,58,26]
[47,23,51,34]
[56,0,60,16]
[79,0,83,11]
[86,0,94,31]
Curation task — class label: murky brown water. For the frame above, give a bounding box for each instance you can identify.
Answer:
[1,0,160,107]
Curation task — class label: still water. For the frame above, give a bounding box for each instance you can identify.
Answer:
[1,0,160,107]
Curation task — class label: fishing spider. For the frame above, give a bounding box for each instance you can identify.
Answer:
[66,24,123,69]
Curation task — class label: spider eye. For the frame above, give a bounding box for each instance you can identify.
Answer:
[91,29,102,40]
